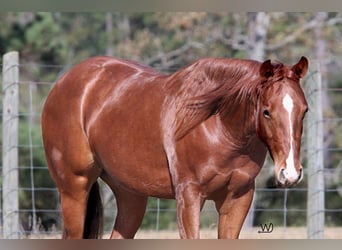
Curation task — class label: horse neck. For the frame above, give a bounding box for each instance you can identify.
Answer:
[209,60,262,146]
[165,58,262,141]
[218,97,258,148]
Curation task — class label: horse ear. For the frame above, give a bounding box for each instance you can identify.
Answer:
[259,59,274,79]
[291,56,309,78]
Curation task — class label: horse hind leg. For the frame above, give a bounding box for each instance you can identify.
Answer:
[59,184,91,239]
[44,137,102,238]
[56,166,102,239]
[108,184,148,239]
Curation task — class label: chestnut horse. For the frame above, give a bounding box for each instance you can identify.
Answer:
[42,56,309,239]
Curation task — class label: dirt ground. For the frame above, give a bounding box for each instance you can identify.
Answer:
[25,227,342,239]
[133,227,342,239]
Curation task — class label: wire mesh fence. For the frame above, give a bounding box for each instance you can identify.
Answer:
[1,52,342,239]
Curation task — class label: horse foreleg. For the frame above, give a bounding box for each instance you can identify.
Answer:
[214,186,254,239]
[175,183,204,239]
[110,187,148,239]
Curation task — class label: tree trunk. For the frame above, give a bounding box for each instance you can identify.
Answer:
[106,12,114,56]
[247,12,270,61]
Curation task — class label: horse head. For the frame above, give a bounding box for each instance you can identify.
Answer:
[256,57,309,187]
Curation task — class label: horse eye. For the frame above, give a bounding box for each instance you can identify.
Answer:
[263,109,271,118]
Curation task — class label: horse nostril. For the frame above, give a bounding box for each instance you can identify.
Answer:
[298,167,304,182]
[278,168,286,183]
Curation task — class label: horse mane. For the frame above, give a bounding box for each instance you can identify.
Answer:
[165,57,289,140]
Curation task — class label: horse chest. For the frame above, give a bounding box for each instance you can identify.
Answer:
[193,154,262,196]
[177,129,267,197]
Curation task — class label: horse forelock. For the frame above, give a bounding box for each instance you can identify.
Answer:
[262,62,301,86]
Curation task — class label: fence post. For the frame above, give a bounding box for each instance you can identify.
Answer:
[305,60,325,239]
[2,51,20,238]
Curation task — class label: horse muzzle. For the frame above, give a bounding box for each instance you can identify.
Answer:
[276,166,303,188]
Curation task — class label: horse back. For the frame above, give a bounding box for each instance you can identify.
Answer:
[45,56,163,124]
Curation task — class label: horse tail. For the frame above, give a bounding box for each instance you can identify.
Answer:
[83,181,104,239]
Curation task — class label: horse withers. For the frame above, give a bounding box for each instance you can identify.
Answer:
[42,56,308,239]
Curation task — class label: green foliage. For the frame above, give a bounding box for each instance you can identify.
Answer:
[254,183,308,227]
[325,187,342,226]
[141,198,177,230]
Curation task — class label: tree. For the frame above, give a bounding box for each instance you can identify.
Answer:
[247,12,270,61]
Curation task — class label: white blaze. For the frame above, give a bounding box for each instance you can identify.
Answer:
[282,94,298,181]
